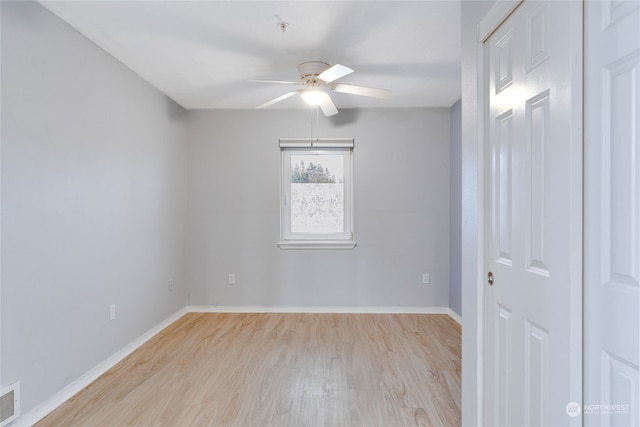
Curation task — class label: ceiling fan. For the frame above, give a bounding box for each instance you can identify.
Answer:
[252,61,391,116]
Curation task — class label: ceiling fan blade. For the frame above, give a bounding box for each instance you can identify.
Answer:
[256,91,300,109]
[317,64,354,84]
[249,79,300,85]
[331,83,391,99]
[318,94,339,117]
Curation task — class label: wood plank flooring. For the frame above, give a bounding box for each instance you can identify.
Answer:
[36,313,461,427]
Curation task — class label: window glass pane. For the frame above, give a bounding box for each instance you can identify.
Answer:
[290,154,344,234]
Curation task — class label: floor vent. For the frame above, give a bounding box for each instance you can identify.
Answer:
[0,382,20,426]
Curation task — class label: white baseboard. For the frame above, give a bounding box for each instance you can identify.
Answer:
[448,308,462,325]
[15,308,188,427]
[187,305,454,315]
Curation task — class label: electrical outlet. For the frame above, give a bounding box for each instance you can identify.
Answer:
[109,304,116,320]
[228,273,236,285]
[422,273,430,284]
[168,280,175,292]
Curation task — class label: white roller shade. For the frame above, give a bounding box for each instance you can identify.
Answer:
[279,138,354,148]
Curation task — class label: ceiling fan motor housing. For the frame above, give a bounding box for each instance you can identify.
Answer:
[297,61,331,84]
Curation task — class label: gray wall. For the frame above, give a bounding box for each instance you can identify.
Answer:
[1,1,188,415]
[187,108,451,308]
[449,99,462,317]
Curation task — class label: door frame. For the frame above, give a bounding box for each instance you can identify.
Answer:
[474,1,583,425]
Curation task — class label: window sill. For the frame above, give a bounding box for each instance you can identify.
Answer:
[277,240,357,250]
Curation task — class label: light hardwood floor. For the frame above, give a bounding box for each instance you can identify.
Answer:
[37,313,461,427]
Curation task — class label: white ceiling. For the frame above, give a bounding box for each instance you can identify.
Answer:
[40,1,461,110]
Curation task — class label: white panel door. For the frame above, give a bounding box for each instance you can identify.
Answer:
[584,1,640,426]
[483,1,581,426]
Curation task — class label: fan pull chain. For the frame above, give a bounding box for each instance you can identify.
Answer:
[308,105,321,140]
[309,106,314,140]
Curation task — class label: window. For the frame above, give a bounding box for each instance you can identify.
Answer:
[278,138,355,249]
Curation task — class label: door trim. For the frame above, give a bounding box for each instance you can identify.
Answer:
[478,0,523,43]
[566,3,584,424]
[475,1,583,425]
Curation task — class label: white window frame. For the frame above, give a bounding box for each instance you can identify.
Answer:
[278,138,356,250]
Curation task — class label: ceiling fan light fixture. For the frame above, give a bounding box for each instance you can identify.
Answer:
[301,89,328,106]
[300,89,329,105]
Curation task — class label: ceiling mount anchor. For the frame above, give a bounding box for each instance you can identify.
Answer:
[278,21,289,32]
